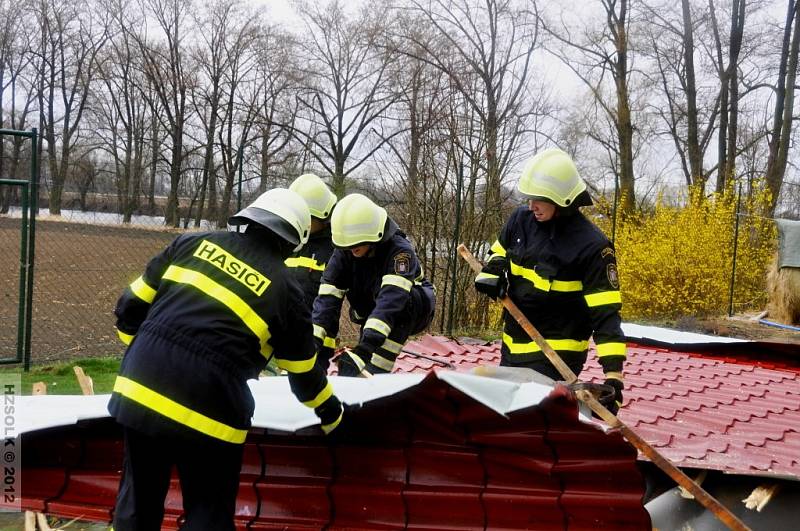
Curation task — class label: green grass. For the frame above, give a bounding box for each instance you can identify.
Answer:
[0,357,121,395]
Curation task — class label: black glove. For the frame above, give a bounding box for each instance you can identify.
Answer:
[312,336,334,370]
[600,378,624,416]
[474,262,508,300]
[337,344,372,377]
[324,403,362,442]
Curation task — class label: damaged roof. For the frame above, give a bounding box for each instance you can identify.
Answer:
[397,330,800,480]
[7,371,651,529]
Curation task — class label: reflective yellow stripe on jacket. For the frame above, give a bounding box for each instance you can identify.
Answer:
[502,333,589,354]
[113,376,248,444]
[509,261,583,293]
[489,240,506,258]
[285,256,325,271]
[584,290,622,307]
[117,329,135,346]
[596,342,627,357]
[162,265,273,358]
[130,276,157,303]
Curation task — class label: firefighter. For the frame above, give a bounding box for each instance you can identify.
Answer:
[474,148,626,414]
[313,193,436,376]
[109,188,344,531]
[284,173,338,364]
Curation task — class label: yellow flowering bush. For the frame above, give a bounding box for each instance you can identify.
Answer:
[605,185,776,320]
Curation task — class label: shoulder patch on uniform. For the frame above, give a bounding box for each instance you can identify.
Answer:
[393,252,411,274]
[601,246,615,259]
[606,263,620,289]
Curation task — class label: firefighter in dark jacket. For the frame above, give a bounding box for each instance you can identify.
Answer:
[474,148,626,414]
[313,193,436,376]
[109,188,344,531]
[285,173,338,362]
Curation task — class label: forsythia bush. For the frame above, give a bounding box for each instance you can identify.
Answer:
[604,184,776,320]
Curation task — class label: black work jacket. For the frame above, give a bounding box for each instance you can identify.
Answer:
[285,226,335,312]
[487,206,626,375]
[108,230,341,445]
[313,231,435,351]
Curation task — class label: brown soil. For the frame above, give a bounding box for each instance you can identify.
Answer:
[0,216,177,364]
[675,312,800,345]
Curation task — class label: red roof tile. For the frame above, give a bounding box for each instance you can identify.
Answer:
[6,374,651,529]
[399,335,800,480]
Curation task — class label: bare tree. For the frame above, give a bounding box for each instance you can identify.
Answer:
[95,0,150,222]
[212,11,262,226]
[0,0,33,212]
[765,0,800,214]
[542,0,637,215]
[190,0,259,227]
[709,0,747,193]
[253,28,298,194]
[397,0,543,231]
[131,0,195,226]
[34,0,110,215]
[293,0,402,195]
[641,0,719,189]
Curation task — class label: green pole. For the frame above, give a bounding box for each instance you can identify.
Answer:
[727,183,742,317]
[23,128,39,371]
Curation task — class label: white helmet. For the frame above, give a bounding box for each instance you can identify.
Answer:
[289,173,337,220]
[518,148,587,207]
[228,188,311,252]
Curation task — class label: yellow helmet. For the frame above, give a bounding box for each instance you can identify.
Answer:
[330,193,396,248]
[518,148,587,207]
[228,188,311,252]
[289,173,337,220]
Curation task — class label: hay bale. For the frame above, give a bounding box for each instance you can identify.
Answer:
[766,253,800,325]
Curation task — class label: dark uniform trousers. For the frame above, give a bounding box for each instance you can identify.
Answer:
[340,285,435,376]
[114,426,244,531]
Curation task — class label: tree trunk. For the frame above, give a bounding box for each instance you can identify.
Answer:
[709,0,746,194]
[613,0,636,215]
[148,113,159,213]
[406,70,421,235]
[765,0,800,214]
[682,0,703,188]
[165,123,183,227]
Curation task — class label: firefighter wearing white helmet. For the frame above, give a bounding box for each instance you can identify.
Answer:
[110,187,344,530]
[285,174,339,360]
[313,193,436,375]
[474,147,627,415]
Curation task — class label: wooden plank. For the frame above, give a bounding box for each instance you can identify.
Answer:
[73,366,94,396]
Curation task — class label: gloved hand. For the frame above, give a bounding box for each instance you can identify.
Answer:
[312,336,334,370]
[474,262,508,300]
[337,344,372,377]
[600,378,624,415]
[324,403,362,442]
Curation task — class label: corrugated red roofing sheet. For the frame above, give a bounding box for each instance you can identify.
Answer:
[398,335,800,480]
[7,373,651,529]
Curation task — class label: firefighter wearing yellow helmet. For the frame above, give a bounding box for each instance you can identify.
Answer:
[110,188,344,530]
[313,193,436,375]
[474,147,626,414]
[284,173,338,361]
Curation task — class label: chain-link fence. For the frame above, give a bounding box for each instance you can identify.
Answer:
[1,187,364,366]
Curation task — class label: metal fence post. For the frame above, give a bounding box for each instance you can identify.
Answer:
[0,127,37,370]
[727,182,742,317]
[23,128,39,371]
